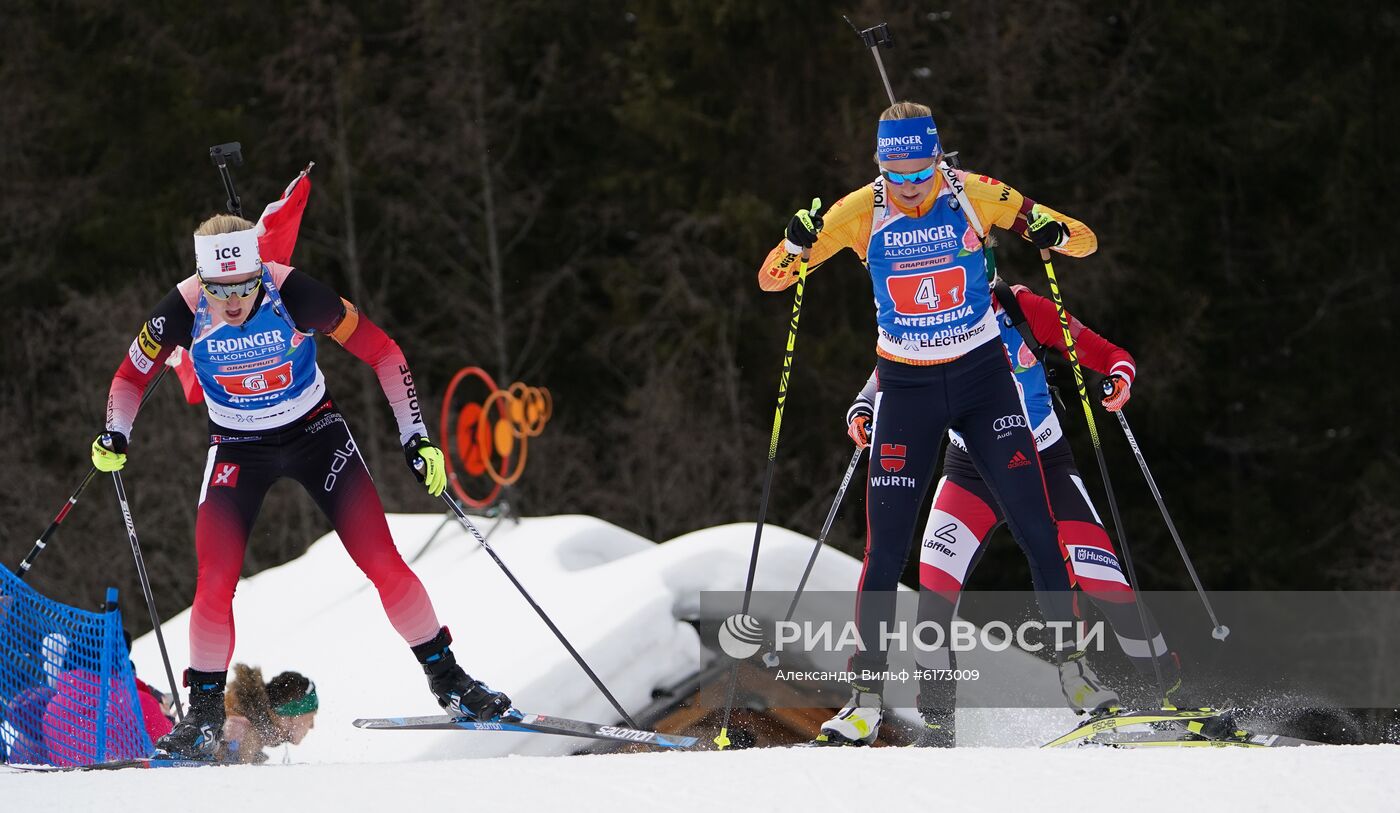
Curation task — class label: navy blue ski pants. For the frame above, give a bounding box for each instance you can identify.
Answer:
[853,340,1072,675]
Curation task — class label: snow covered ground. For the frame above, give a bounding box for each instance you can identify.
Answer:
[6,744,1399,813]
[3,514,1397,811]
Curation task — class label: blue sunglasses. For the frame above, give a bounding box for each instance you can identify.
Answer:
[881,165,938,186]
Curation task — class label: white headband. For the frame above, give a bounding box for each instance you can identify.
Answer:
[194,228,262,280]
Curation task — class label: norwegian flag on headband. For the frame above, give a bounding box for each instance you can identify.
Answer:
[254,162,314,266]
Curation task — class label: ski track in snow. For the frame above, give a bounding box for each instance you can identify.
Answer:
[6,515,1393,811]
[4,746,1400,813]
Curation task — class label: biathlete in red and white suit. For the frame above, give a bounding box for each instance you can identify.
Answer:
[90,205,512,760]
[847,281,1180,745]
[757,101,1097,746]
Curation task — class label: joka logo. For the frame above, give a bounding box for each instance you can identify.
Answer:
[886,267,968,315]
[213,361,294,396]
[993,414,1028,432]
[1006,451,1031,469]
[211,462,240,488]
[880,443,908,473]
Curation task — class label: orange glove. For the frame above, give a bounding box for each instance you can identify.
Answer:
[1101,375,1131,412]
[847,407,872,449]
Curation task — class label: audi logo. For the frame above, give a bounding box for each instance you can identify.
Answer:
[992,415,1028,431]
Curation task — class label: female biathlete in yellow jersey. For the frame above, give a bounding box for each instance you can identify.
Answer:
[758,102,1099,745]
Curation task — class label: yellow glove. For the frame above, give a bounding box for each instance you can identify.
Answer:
[784,197,824,252]
[1026,204,1070,251]
[91,432,128,473]
[403,434,447,498]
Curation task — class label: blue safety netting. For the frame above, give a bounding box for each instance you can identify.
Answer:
[0,567,154,766]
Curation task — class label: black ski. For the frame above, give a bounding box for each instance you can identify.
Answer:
[353,712,698,750]
[6,756,223,772]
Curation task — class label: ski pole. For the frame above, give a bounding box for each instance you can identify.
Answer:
[715,242,815,750]
[15,367,171,580]
[434,490,640,729]
[15,469,97,580]
[209,142,245,218]
[1038,248,1167,701]
[110,466,184,720]
[1106,385,1229,641]
[408,498,462,565]
[845,17,897,105]
[760,445,866,668]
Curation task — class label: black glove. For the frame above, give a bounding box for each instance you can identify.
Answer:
[784,197,824,250]
[1026,207,1070,250]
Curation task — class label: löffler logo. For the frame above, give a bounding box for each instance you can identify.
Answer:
[881,443,908,473]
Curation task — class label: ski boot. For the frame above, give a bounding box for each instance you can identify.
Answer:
[154,669,226,760]
[411,627,514,721]
[1058,650,1121,716]
[1155,652,1200,710]
[814,676,884,747]
[908,708,955,748]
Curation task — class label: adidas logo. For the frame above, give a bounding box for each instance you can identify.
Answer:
[1007,451,1031,469]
